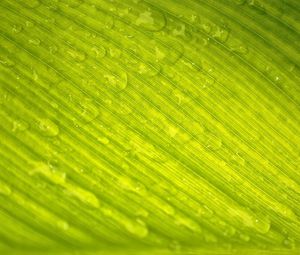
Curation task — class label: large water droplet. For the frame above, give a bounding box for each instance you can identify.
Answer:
[38,118,59,137]
[135,6,165,32]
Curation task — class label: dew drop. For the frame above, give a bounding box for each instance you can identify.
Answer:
[231,152,245,166]
[137,62,160,77]
[212,26,230,42]
[168,240,181,252]
[124,219,149,238]
[67,48,86,62]
[104,71,127,91]
[38,118,59,137]
[28,38,41,46]
[109,47,122,58]
[56,220,69,231]
[91,45,106,58]
[240,233,250,242]
[205,133,222,151]
[98,137,110,145]
[24,0,40,8]
[12,24,23,33]
[134,3,165,32]
[12,119,29,132]
[0,56,15,67]
[197,205,214,218]
[254,216,271,234]
[64,184,100,208]
[0,183,12,196]
[78,99,99,124]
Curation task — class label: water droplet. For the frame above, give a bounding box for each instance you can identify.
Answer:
[248,0,266,13]
[124,219,149,238]
[138,62,160,77]
[135,7,165,32]
[63,0,82,8]
[212,26,230,42]
[24,0,40,8]
[98,137,110,145]
[91,45,106,58]
[28,38,41,46]
[154,41,183,64]
[78,98,99,124]
[0,56,15,67]
[283,236,295,248]
[168,240,181,252]
[109,47,122,58]
[67,48,86,62]
[48,45,58,55]
[240,233,250,242]
[230,45,249,55]
[30,162,66,184]
[231,152,245,166]
[25,21,35,28]
[118,176,148,196]
[104,71,127,91]
[197,205,214,218]
[253,216,271,234]
[174,215,202,233]
[64,183,100,208]
[12,119,29,132]
[205,133,222,151]
[136,208,149,218]
[204,232,218,243]
[0,183,12,196]
[12,24,23,33]
[56,220,69,231]
[38,118,59,137]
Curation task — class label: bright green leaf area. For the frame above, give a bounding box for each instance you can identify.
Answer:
[0,0,299,254]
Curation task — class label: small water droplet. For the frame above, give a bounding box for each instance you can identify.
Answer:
[197,205,214,218]
[67,48,86,62]
[125,219,149,238]
[0,56,15,67]
[109,47,122,58]
[254,216,270,234]
[78,98,99,124]
[25,21,35,28]
[98,137,110,145]
[212,26,230,42]
[12,24,23,33]
[91,45,106,58]
[205,133,222,151]
[240,233,250,242]
[56,220,69,230]
[28,38,41,46]
[38,118,59,137]
[0,183,12,196]
[168,240,181,252]
[104,71,127,91]
[231,152,245,166]
[24,0,40,8]
[12,119,29,132]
